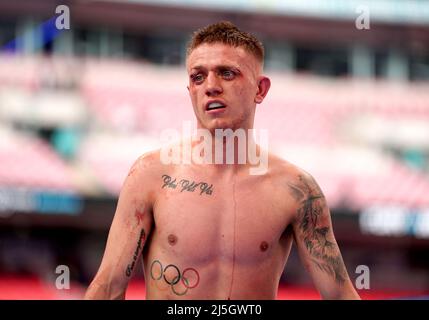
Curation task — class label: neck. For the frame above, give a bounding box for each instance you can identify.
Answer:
[189,125,265,175]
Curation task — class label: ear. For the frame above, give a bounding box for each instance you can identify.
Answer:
[187,85,190,92]
[254,76,271,104]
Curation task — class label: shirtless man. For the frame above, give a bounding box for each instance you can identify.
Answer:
[84,21,360,300]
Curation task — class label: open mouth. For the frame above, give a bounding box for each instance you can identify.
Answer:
[206,101,226,111]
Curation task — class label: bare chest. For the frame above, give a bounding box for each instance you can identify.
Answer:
[150,173,293,264]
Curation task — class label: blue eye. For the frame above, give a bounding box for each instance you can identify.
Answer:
[191,73,205,83]
[222,70,235,79]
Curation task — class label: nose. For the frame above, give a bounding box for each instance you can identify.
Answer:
[205,72,223,97]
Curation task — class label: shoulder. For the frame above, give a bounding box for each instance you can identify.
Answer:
[265,152,313,184]
[266,151,325,204]
[128,149,161,177]
[122,148,171,194]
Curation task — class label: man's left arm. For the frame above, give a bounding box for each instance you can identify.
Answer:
[288,172,360,300]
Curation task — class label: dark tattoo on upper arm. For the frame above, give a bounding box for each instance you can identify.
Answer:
[288,174,347,285]
[125,228,146,277]
[161,174,213,195]
[288,183,305,202]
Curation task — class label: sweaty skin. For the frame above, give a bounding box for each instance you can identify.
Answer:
[84,43,360,300]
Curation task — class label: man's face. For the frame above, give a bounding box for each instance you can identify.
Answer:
[187,43,264,132]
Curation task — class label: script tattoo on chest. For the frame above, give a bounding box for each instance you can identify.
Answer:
[161,174,213,196]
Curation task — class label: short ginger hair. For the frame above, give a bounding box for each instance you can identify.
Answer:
[186,21,264,65]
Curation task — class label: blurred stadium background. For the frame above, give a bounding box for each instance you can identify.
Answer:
[1,0,429,300]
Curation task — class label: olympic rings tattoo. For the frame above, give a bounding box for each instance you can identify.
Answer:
[149,259,200,296]
[150,260,163,280]
[163,264,181,285]
[172,276,189,296]
[181,268,200,289]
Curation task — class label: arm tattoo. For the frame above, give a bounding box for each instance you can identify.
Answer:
[161,174,213,195]
[125,228,146,277]
[288,175,347,285]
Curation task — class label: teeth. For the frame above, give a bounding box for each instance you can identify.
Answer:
[208,102,225,110]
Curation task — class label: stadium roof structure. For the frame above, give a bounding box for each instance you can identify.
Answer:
[1,0,429,50]
[123,0,429,26]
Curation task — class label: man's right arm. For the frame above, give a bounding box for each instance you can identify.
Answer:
[84,155,154,299]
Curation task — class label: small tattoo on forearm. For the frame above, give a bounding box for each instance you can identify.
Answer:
[125,228,146,277]
[161,174,213,195]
